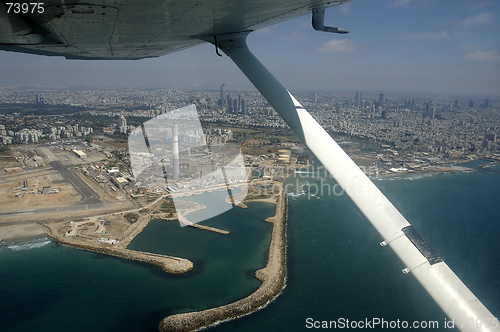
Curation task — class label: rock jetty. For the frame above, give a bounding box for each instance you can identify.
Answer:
[188,223,230,235]
[45,232,193,274]
[159,190,287,331]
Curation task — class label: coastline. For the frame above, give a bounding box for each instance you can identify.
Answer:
[374,165,476,178]
[159,189,287,332]
[0,223,46,242]
[1,162,473,243]
[40,195,195,274]
[43,224,193,274]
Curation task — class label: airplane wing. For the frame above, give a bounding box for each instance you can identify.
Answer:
[1,0,348,59]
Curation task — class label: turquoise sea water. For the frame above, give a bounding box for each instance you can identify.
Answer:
[1,163,499,331]
[214,161,500,331]
[0,202,274,332]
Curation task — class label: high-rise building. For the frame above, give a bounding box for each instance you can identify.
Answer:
[220,84,225,101]
[469,101,474,108]
[241,98,246,114]
[484,133,496,142]
[35,94,39,103]
[379,94,385,106]
[226,95,232,112]
[484,98,489,108]
[118,115,126,128]
[232,98,238,114]
[355,91,360,107]
[454,99,458,108]
[118,115,127,133]
[393,118,403,128]
[313,92,318,104]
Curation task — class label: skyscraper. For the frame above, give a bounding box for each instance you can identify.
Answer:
[241,98,246,114]
[469,101,474,108]
[118,115,127,133]
[379,94,385,106]
[484,98,489,108]
[226,95,232,112]
[220,83,225,101]
[233,98,238,114]
[118,115,126,128]
[355,91,360,107]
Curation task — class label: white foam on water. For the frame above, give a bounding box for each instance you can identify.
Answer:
[372,172,436,182]
[4,237,52,251]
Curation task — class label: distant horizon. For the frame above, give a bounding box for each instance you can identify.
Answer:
[1,0,499,97]
[1,84,498,103]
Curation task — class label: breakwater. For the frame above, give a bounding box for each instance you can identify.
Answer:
[178,214,230,235]
[45,231,193,274]
[189,223,230,235]
[479,160,500,172]
[159,190,287,331]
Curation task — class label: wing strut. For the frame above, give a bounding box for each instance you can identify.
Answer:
[312,5,349,34]
[213,35,223,57]
[199,31,498,332]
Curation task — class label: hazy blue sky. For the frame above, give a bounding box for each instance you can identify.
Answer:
[1,0,499,96]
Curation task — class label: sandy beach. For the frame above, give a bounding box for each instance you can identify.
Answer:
[0,223,46,242]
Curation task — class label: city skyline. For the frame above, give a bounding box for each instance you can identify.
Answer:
[0,0,499,96]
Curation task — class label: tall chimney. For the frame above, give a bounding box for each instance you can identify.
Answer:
[172,124,179,180]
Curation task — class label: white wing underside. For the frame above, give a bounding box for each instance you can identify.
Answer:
[0,0,349,59]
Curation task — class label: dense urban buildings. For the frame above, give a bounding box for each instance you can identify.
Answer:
[1,88,499,175]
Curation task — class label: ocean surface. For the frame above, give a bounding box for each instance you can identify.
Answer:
[1,160,499,331]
